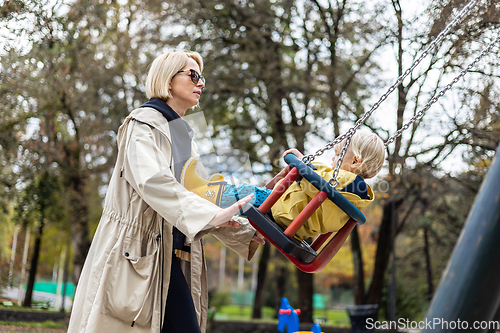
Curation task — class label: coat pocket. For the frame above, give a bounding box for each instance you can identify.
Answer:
[102,235,160,327]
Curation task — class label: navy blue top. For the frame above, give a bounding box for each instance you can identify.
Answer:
[340,175,370,200]
[141,98,193,251]
[140,98,194,181]
[142,97,180,121]
[306,163,369,200]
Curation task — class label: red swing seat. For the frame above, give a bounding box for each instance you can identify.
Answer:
[242,154,366,273]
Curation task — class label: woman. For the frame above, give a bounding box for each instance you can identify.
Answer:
[68,51,264,333]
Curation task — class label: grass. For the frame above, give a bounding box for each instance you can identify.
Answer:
[0,305,350,329]
[213,305,350,327]
[213,305,275,320]
[0,320,67,329]
[0,302,62,313]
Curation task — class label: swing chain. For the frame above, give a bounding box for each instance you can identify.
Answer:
[301,127,355,165]
[328,136,352,188]
[385,34,500,146]
[301,131,354,188]
[301,0,478,167]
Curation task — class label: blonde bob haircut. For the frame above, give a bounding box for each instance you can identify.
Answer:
[145,51,204,100]
[336,129,385,179]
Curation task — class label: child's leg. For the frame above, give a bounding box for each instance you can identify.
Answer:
[180,156,272,214]
[220,183,272,211]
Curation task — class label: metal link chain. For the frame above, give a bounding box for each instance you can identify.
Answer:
[300,0,479,187]
[328,136,352,187]
[385,34,500,146]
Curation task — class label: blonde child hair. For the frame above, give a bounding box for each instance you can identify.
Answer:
[145,51,204,100]
[338,129,385,179]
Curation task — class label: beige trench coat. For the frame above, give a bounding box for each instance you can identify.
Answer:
[68,107,259,333]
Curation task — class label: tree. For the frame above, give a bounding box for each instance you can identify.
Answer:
[0,192,15,293]
[14,171,65,307]
[252,242,270,318]
[363,0,499,308]
[0,0,154,286]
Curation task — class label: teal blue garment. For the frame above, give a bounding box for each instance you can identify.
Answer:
[220,177,368,213]
[220,184,272,212]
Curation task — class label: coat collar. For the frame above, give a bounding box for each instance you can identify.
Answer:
[141,98,180,122]
[139,99,194,182]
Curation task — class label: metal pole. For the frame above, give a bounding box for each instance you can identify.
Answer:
[238,256,244,290]
[61,240,70,313]
[423,145,500,332]
[219,246,226,290]
[8,224,20,288]
[55,247,65,309]
[18,225,30,306]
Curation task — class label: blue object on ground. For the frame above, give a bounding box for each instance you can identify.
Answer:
[277,297,323,333]
[277,297,300,333]
[311,322,322,333]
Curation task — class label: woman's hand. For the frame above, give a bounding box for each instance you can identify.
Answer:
[252,231,266,245]
[283,148,304,160]
[207,194,266,245]
[208,194,254,228]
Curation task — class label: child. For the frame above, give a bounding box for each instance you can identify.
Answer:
[181,129,385,240]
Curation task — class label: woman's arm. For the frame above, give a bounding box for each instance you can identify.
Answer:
[123,122,264,243]
[122,122,222,240]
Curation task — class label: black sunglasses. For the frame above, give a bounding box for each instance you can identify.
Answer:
[176,69,205,85]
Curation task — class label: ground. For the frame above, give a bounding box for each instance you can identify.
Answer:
[0,325,67,333]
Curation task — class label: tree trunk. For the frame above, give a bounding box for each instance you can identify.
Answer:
[297,268,314,323]
[350,226,365,304]
[8,224,20,287]
[366,198,403,305]
[263,37,288,167]
[66,172,91,287]
[252,242,270,319]
[423,227,434,301]
[70,209,90,286]
[23,214,44,308]
[274,258,287,318]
